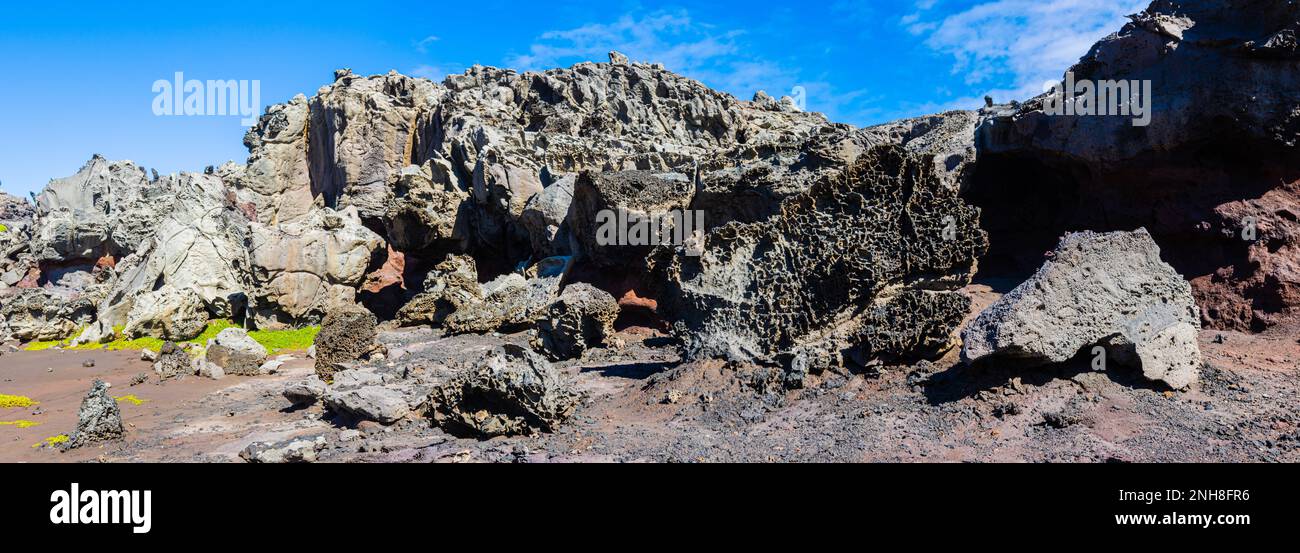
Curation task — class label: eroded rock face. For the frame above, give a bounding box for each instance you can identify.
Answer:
[962,229,1202,389]
[248,206,385,328]
[235,94,315,225]
[1,288,100,341]
[74,171,252,345]
[314,305,379,381]
[63,379,125,450]
[654,145,988,369]
[427,344,581,438]
[310,70,441,222]
[30,156,162,263]
[970,0,1300,331]
[535,283,620,360]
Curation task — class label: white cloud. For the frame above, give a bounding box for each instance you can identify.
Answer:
[909,0,1147,104]
[415,35,440,54]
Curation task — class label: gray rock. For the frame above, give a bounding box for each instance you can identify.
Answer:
[247,206,384,328]
[428,344,582,437]
[536,283,620,360]
[443,257,572,335]
[62,379,125,450]
[203,328,269,376]
[653,145,988,369]
[961,229,1202,389]
[152,341,191,380]
[282,374,327,406]
[240,435,326,463]
[122,285,208,341]
[324,385,411,424]
[395,254,481,326]
[313,305,379,381]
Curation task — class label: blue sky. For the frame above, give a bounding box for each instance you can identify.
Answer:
[0,0,1143,198]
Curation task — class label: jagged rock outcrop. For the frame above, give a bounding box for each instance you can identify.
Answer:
[29,156,162,263]
[313,305,379,381]
[969,0,1300,331]
[653,145,988,370]
[394,254,481,326]
[234,94,315,225]
[247,206,385,328]
[962,230,1203,389]
[62,379,125,450]
[535,283,620,360]
[383,161,469,255]
[427,344,582,437]
[73,170,251,345]
[310,70,441,223]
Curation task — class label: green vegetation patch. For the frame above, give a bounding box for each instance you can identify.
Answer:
[0,420,41,428]
[0,394,39,409]
[248,326,320,353]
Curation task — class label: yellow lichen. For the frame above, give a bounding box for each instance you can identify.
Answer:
[32,434,68,449]
[114,395,147,406]
[0,394,39,409]
[0,420,41,428]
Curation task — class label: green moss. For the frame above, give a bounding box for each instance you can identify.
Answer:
[248,326,319,353]
[0,223,8,232]
[24,319,316,355]
[114,395,147,406]
[0,420,40,428]
[0,394,39,409]
[32,434,68,449]
[23,341,62,351]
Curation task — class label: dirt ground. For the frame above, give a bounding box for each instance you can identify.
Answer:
[2,284,1297,463]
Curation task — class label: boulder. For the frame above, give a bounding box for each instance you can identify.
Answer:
[961,229,1203,389]
[324,386,411,424]
[152,341,190,380]
[62,380,125,450]
[427,344,582,437]
[240,435,326,463]
[535,283,620,360]
[122,285,209,341]
[520,174,576,257]
[313,306,379,381]
[282,375,327,406]
[203,328,269,376]
[653,145,988,369]
[395,254,481,326]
